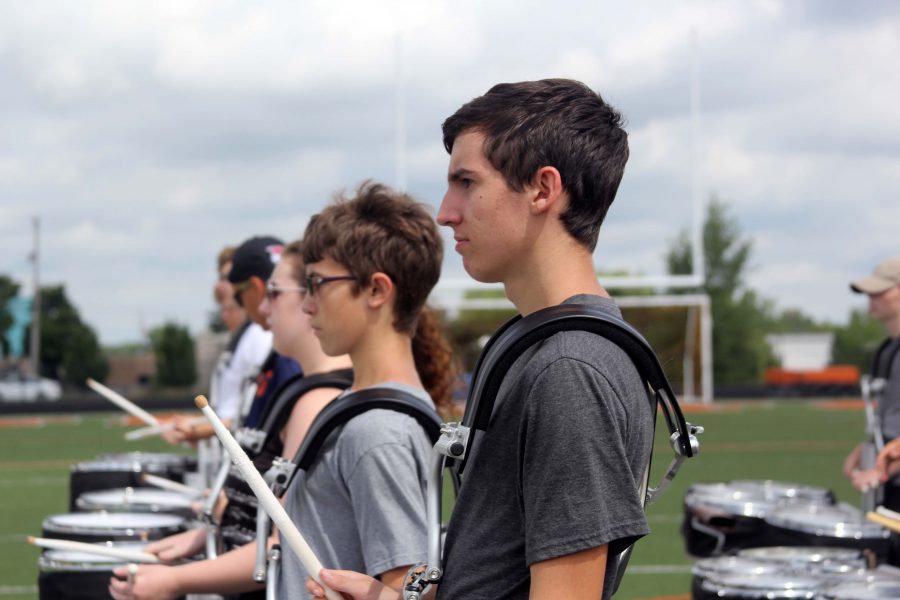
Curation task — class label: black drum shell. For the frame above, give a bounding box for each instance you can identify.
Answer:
[69,453,196,512]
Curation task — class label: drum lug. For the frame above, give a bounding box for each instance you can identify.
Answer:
[402,563,442,600]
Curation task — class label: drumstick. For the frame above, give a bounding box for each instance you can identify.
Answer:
[141,473,201,497]
[86,378,159,427]
[866,511,900,534]
[194,395,342,600]
[27,536,161,563]
[125,416,207,441]
[877,506,900,521]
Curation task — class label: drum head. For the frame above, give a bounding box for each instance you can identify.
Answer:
[701,572,822,599]
[38,542,150,572]
[764,504,889,540]
[730,479,835,503]
[818,580,900,599]
[693,555,788,579]
[42,512,186,542]
[685,482,775,517]
[76,488,196,513]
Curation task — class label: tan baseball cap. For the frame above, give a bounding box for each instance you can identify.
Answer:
[850,256,900,294]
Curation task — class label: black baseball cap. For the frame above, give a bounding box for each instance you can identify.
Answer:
[228,236,284,283]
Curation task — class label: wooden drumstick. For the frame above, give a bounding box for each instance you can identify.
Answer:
[866,510,900,534]
[86,378,159,427]
[27,536,161,563]
[140,473,201,498]
[194,395,342,600]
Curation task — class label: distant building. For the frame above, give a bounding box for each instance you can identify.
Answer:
[765,333,834,370]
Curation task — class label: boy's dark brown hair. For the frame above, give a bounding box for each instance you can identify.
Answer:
[302,180,443,334]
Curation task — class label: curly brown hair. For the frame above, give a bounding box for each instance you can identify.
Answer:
[412,306,460,418]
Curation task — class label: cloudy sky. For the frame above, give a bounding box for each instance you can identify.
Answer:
[0,0,897,345]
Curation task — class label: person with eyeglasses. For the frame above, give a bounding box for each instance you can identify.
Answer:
[109,240,354,600]
[259,181,458,600]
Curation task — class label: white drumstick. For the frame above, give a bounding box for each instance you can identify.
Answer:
[27,536,160,563]
[125,422,176,441]
[86,378,159,427]
[141,473,201,498]
[194,395,341,600]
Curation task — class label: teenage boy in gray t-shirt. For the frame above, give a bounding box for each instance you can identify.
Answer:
[308,79,655,600]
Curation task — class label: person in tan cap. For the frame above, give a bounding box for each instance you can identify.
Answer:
[843,257,900,515]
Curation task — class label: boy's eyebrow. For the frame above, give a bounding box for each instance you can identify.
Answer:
[448,168,475,182]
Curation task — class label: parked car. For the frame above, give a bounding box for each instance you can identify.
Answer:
[0,371,62,402]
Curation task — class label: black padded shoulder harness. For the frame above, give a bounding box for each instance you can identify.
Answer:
[257,369,354,447]
[455,303,693,475]
[282,386,443,491]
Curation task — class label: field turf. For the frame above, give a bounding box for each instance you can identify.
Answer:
[0,400,866,599]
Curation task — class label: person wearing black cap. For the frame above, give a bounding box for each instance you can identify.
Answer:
[843,257,900,504]
[228,236,303,429]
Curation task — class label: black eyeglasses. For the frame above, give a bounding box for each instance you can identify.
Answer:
[304,274,357,296]
[232,280,252,307]
[265,280,306,301]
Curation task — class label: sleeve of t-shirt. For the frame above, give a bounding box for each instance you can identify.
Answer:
[342,432,429,577]
[521,357,649,566]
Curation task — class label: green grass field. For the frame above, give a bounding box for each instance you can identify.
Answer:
[0,400,866,598]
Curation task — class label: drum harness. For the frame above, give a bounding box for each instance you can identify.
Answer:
[860,338,900,512]
[202,371,353,565]
[250,385,444,596]
[402,304,703,599]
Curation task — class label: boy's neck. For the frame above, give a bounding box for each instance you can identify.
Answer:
[504,239,608,315]
[349,326,422,392]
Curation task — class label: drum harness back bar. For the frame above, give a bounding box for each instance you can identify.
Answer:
[403,303,704,599]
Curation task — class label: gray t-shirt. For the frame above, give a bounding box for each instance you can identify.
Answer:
[276,382,434,599]
[877,337,900,442]
[437,295,654,600]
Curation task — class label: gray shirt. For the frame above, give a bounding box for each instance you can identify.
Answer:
[438,295,654,600]
[276,382,434,599]
[877,337,900,442]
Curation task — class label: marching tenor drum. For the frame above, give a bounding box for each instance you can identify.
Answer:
[683,480,834,556]
[691,555,790,599]
[762,503,891,563]
[38,542,149,600]
[818,579,900,599]
[75,488,199,520]
[695,572,822,600]
[69,452,197,511]
[42,512,186,544]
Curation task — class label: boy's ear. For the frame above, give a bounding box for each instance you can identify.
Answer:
[530,166,565,216]
[366,272,394,309]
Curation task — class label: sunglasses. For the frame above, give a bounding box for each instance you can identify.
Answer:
[265,279,306,301]
[304,274,357,296]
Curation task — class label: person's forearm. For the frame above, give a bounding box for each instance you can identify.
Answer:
[168,540,266,594]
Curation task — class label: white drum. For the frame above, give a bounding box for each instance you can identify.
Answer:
[37,542,149,600]
[762,503,891,563]
[42,512,186,544]
[818,579,900,599]
[696,572,821,599]
[76,488,198,519]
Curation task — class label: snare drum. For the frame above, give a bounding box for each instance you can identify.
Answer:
[696,572,822,600]
[682,480,835,557]
[691,556,790,599]
[37,542,148,600]
[70,452,197,511]
[818,579,900,599]
[75,488,198,520]
[42,512,186,543]
[763,503,891,563]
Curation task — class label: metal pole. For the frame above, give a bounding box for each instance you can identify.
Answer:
[30,216,41,376]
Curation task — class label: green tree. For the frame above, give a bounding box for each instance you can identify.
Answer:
[149,322,197,386]
[831,308,885,372]
[0,275,21,357]
[667,196,773,385]
[29,285,109,384]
